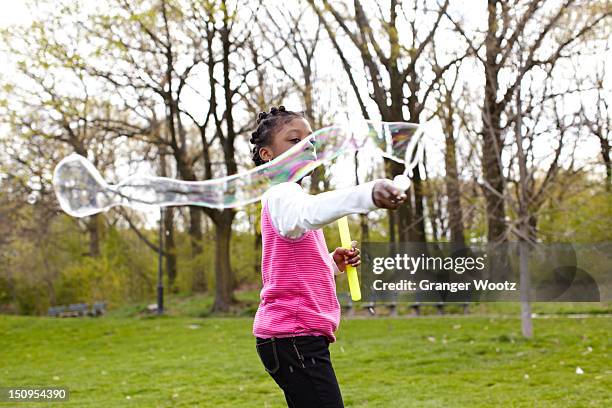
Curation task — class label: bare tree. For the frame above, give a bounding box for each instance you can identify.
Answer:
[435,66,466,244]
[578,59,611,191]
[308,0,467,243]
[447,0,611,243]
[0,13,130,257]
[79,0,261,310]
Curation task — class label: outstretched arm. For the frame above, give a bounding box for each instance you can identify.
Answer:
[264,179,406,239]
[264,181,376,239]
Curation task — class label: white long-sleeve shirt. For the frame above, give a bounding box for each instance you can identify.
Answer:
[261,180,380,275]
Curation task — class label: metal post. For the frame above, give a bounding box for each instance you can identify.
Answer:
[157,207,164,315]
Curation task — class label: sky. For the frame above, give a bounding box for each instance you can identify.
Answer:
[0,1,30,27]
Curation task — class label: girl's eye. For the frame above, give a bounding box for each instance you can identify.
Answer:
[291,138,300,144]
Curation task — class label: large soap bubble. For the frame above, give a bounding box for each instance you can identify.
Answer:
[53,120,428,217]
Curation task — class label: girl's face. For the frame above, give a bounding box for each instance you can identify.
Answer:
[258,118,314,163]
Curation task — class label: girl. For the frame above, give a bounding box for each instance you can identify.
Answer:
[250,106,407,408]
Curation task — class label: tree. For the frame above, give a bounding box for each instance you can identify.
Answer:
[0,12,127,258]
[435,65,466,244]
[578,59,611,191]
[447,0,611,243]
[308,0,466,243]
[79,0,258,310]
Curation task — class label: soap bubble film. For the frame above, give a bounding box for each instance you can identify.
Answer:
[53,121,427,217]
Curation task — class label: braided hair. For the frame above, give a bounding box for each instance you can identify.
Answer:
[249,105,305,166]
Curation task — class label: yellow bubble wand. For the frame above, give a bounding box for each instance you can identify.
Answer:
[337,216,361,301]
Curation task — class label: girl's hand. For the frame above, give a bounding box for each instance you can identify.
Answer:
[372,179,408,210]
[332,240,361,272]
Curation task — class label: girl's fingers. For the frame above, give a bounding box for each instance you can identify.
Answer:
[380,188,393,200]
[384,189,403,207]
[335,248,351,256]
[382,181,401,197]
[385,198,399,209]
[347,255,360,265]
[341,246,359,256]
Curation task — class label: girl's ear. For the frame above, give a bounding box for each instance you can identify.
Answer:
[259,146,273,163]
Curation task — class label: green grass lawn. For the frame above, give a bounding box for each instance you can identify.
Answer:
[1,312,610,407]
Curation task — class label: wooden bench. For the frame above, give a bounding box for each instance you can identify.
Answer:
[47,302,106,318]
[410,302,470,316]
[337,293,398,316]
[65,303,89,317]
[360,301,398,316]
[336,293,470,316]
[47,306,66,317]
[89,302,107,316]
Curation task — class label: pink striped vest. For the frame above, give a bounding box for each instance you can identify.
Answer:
[252,201,341,343]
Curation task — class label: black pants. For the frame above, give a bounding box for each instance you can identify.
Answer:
[255,335,344,408]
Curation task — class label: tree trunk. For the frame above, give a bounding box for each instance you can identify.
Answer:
[426,191,440,241]
[354,151,370,243]
[516,51,532,338]
[87,214,101,257]
[164,208,178,293]
[407,107,426,243]
[360,214,370,243]
[443,120,465,245]
[388,209,397,243]
[599,135,611,191]
[519,241,533,337]
[212,210,237,313]
[411,167,427,242]
[171,144,207,294]
[189,207,207,293]
[387,160,411,242]
[159,147,178,292]
[482,0,507,243]
[481,113,507,243]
